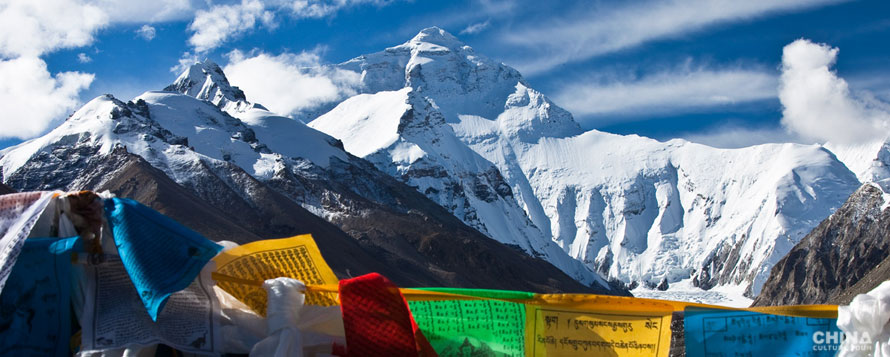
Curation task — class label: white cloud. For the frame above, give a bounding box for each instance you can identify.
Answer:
[170,52,200,74]
[106,0,196,22]
[290,0,395,18]
[553,66,776,119]
[0,57,94,139]
[185,0,401,52]
[187,0,275,53]
[501,0,847,75]
[0,0,109,58]
[186,0,405,52]
[460,20,490,35]
[0,0,204,57]
[90,0,198,23]
[0,0,205,140]
[779,39,890,144]
[224,49,361,116]
[0,0,105,140]
[136,25,157,41]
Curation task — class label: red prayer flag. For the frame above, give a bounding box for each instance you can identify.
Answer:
[337,273,437,356]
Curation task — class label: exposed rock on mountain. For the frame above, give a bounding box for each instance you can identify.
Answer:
[753,183,890,306]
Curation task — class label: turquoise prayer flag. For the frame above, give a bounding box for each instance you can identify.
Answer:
[104,198,222,321]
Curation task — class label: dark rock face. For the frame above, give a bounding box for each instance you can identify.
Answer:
[753,183,890,306]
[0,182,14,194]
[68,147,419,285]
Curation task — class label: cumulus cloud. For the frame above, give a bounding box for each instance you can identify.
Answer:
[501,0,847,75]
[779,39,890,144]
[188,0,275,53]
[0,0,106,139]
[0,0,210,140]
[136,25,157,41]
[0,0,109,58]
[460,20,490,35]
[0,57,94,139]
[553,66,776,120]
[224,49,361,117]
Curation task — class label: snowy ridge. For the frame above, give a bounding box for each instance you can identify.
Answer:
[0,89,349,222]
[311,86,606,286]
[308,27,862,299]
[825,139,890,191]
[0,95,225,195]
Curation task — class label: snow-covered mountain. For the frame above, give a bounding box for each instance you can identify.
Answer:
[0,27,869,301]
[0,62,612,294]
[306,27,861,300]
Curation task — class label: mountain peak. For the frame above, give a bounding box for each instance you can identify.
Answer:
[405,26,465,51]
[164,60,250,112]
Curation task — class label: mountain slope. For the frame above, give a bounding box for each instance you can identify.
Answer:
[0,87,608,293]
[0,183,13,194]
[752,183,890,306]
[66,146,420,284]
[310,87,596,284]
[307,27,860,299]
[831,253,890,305]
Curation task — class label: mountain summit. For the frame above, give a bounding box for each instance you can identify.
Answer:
[408,26,465,49]
[309,28,862,302]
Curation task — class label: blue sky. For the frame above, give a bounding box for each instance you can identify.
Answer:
[1,0,889,150]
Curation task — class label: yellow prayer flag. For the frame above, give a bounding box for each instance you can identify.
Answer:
[527,294,672,357]
[212,234,339,315]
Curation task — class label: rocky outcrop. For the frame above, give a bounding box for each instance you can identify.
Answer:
[753,183,890,306]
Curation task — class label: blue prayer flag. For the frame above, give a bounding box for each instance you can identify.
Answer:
[0,237,76,357]
[685,307,842,357]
